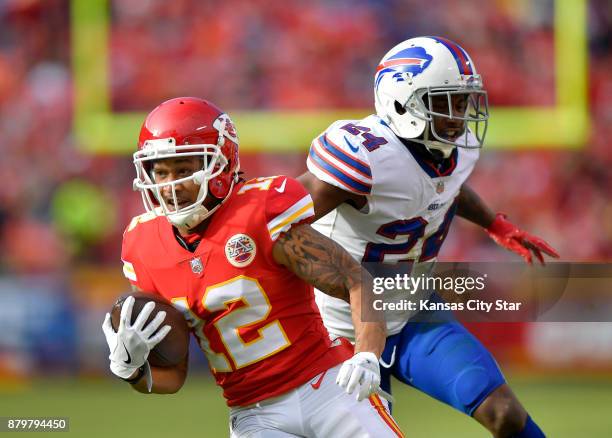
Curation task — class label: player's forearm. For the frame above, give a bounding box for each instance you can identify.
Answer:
[273,224,360,302]
[129,361,187,394]
[456,184,496,228]
[273,225,386,355]
[350,286,386,358]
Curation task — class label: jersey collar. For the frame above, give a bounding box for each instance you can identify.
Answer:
[401,139,459,178]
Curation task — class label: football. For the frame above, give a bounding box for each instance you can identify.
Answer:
[110,292,190,367]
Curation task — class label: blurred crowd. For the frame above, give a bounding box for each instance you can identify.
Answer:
[0,0,611,277]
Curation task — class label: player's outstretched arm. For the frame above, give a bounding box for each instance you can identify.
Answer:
[273,223,385,400]
[272,222,358,302]
[457,184,559,264]
[456,183,496,228]
[272,223,385,357]
[298,172,366,221]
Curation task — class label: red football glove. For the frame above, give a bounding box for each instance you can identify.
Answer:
[485,213,559,265]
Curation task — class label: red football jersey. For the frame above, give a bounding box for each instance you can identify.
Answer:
[121,176,352,406]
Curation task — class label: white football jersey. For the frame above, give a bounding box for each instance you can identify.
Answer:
[307,114,479,340]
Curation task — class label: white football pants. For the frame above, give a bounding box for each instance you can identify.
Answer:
[229,364,404,437]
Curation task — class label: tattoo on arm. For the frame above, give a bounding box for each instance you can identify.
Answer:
[457,184,496,228]
[273,224,360,302]
[274,223,386,356]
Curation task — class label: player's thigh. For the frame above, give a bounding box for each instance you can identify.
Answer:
[391,319,506,415]
[303,365,404,437]
[229,392,303,438]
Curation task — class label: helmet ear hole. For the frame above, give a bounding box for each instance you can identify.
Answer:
[394,101,407,115]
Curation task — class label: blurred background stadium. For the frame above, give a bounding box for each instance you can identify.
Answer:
[0,0,611,436]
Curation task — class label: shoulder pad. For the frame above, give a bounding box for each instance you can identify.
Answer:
[307,120,374,195]
[124,210,159,235]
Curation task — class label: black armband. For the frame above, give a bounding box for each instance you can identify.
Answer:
[121,365,146,384]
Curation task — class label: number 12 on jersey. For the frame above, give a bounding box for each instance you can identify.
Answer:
[172,276,291,372]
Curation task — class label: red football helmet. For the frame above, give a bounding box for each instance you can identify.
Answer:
[133,97,240,228]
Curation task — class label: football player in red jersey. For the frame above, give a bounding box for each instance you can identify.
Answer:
[101,97,404,437]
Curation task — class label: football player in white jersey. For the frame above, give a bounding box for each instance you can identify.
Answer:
[298,37,558,438]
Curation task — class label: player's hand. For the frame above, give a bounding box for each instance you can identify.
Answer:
[486,213,559,265]
[336,352,381,402]
[101,296,171,379]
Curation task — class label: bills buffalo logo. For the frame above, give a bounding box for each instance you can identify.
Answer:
[375,46,433,88]
[225,234,257,267]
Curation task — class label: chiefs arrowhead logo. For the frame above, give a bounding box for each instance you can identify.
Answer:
[225,234,256,268]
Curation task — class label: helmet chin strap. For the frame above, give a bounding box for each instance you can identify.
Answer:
[407,138,455,159]
[168,204,214,230]
[390,114,456,160]
[166,178,237,231]
[424,141,455,159]
[413,122,457,160]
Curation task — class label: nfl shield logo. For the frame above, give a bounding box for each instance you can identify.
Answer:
[436,181,445,193]
[190,257,203,274]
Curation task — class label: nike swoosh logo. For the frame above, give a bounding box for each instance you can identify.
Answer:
[343,136,360,153]
[122,341,132,364]
[310,370,327,390]
[275,178,287,193]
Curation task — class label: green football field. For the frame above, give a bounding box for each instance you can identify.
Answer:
[1,374,611,437]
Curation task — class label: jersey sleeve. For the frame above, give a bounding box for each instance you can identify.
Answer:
[306,121,373,195]
[264,176,315,241]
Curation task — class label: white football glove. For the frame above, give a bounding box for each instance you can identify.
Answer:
[336,351,381,402]
[101,296,171,385]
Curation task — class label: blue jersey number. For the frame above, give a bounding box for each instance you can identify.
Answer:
[419,201,457,261]
[340,123,388,152]
[362,201,457,263]
[362,218,427,262]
